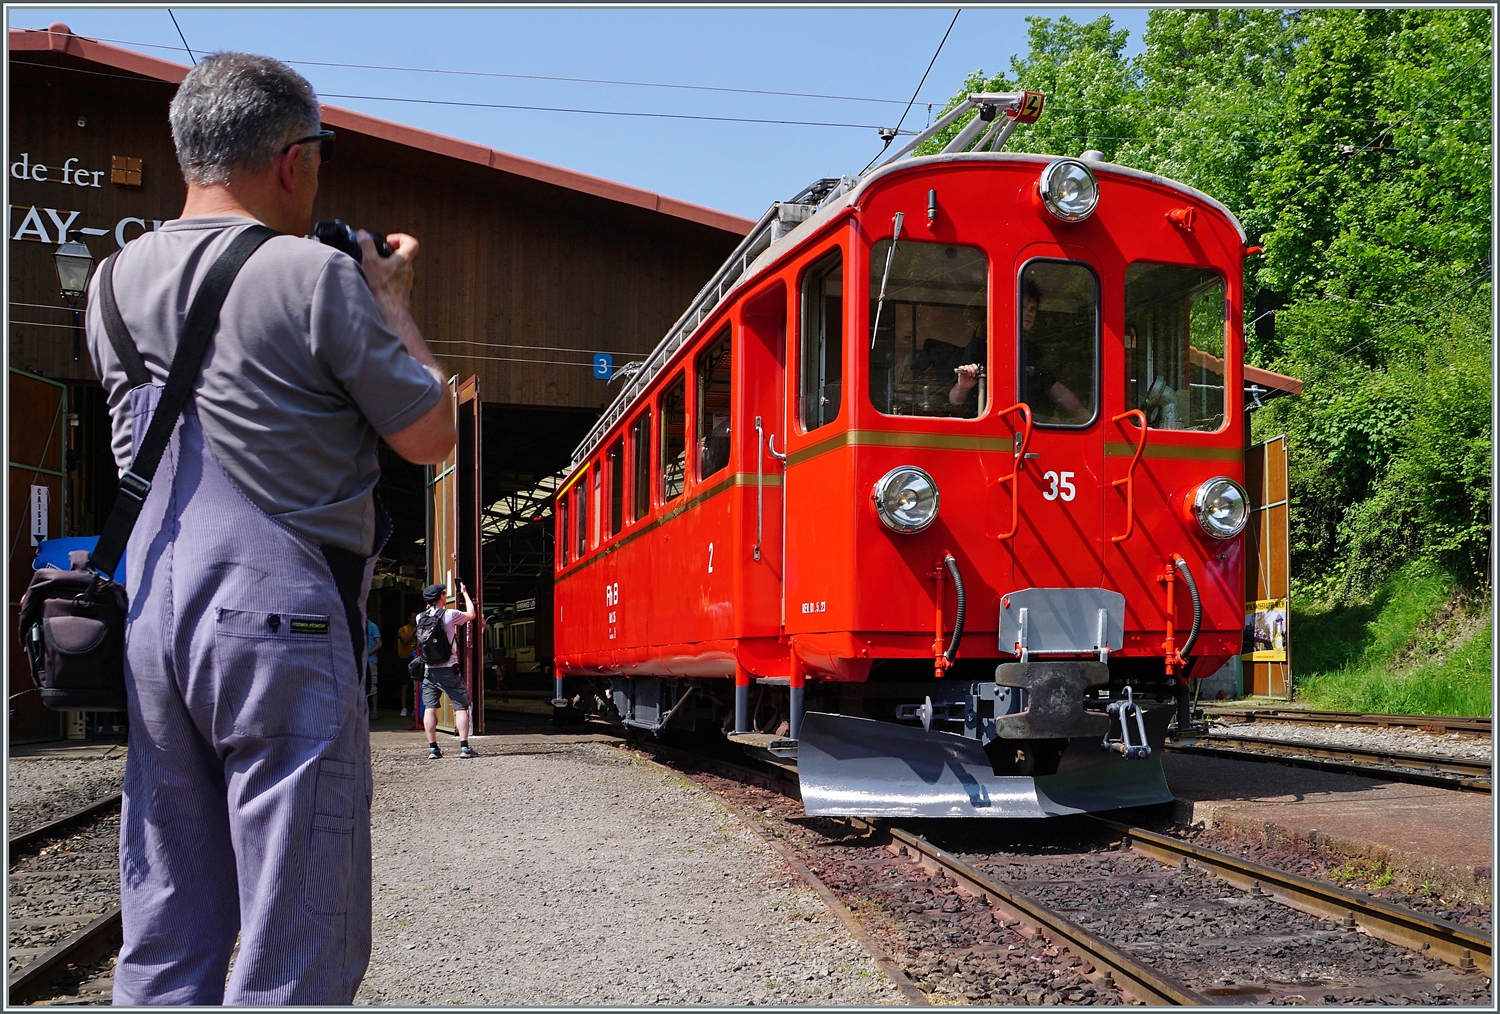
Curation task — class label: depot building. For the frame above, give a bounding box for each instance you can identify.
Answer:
[7,25,752,741]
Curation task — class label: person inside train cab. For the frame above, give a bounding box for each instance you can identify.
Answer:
[950,277,1088,422]
[85,52,454,1005]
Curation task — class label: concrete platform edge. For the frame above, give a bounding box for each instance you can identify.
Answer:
[1176,798,1493,905]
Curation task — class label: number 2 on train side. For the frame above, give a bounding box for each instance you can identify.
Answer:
[1042,470,1076,502]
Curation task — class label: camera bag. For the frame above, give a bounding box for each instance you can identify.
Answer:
[19,225,277,712]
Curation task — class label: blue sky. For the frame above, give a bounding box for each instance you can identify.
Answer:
[10,6,1152,220]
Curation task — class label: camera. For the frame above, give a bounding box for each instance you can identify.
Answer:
[312,219,391,264]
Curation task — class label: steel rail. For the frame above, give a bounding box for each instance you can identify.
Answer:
[1168,736,1491,792]
[8,792,123,858]
[1205,708,1491,738]
[860,821,1211,1006]
[6,905,122,1005]
[1093,818,1492,977]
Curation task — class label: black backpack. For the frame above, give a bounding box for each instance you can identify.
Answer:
[415,606,452,665]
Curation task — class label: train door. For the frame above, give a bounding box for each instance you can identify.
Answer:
[740,283,788,630]
[425,375,484,733]
[1007,251,1106,588]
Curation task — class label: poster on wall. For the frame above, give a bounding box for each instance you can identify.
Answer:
[1242,597,1288,662]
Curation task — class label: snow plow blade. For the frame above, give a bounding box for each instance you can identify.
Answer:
[796,711,1173,818]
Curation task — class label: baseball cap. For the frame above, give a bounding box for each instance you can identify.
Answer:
[422,583,444,603]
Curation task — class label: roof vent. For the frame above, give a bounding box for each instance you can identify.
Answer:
[1080,149,1105,162]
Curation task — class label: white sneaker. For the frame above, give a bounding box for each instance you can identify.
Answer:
[399,708,408,717]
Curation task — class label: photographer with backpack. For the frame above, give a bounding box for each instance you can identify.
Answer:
[416,582,478,758]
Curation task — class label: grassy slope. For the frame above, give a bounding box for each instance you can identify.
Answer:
[1291,564,1493,717]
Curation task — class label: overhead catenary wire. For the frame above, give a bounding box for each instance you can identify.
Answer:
[430,352,640,369]
[10,59,1489,142]
[428,338,646,358]
[1304,261,1493,381]
[17,27,946,107]
[863,8,961,173]
[314,91,917,132]
[17,26,1491,129]
[165,10,195,66]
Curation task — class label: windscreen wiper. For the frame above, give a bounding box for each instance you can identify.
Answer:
[869,211,905,350]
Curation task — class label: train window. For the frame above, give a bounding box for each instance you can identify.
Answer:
[799,250,843,431]
[557,495,569,567]
[1017,260,1099,427]
[592,467,602,548]
[660,374,687,501]
[868,240,989,418]
[696,328,733,479]
[630,409,651,521]
[1124,263,1227,431]
[607,439,624,536]
[575,476,588,561]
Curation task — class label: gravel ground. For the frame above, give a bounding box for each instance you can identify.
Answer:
[677,768,1131,1006]
[6,750,127,836]
[358,734,905,1006]
[1208,721,1493,761]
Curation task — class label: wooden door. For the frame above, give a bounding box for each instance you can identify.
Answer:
[9,370,67,742]
[426,375,484,732]
[1243,435,1290,699]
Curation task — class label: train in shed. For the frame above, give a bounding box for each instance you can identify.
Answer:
[550,91,1254,817]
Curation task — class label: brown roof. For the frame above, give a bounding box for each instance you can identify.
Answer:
[1245,364,1304,399]
[8,24,755,236]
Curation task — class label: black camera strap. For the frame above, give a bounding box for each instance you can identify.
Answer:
[90,224,279,579]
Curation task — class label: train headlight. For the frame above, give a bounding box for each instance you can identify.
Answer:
[1192,477,1249,539]
[873,466,940,534]
[1038,159,1100,223]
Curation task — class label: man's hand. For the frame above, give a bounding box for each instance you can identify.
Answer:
[948,364,982,405]
[357,231,417,318]
[1049,380,1085,416]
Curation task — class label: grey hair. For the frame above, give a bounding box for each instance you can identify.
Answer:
[169,52,322,186]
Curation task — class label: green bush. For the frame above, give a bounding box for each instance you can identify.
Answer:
[1293,562,1492,716]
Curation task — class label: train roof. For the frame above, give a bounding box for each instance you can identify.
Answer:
[570,151,1250,470]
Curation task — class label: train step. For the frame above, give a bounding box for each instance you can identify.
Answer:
[726,732,799,758]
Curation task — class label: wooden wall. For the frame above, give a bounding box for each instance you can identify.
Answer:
[7,54,744,408]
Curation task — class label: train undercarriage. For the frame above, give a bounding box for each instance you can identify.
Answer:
[559,654,1199,819]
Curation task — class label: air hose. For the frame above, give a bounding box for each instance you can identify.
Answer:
[943,554,965,662]
[1173,555,1202,658]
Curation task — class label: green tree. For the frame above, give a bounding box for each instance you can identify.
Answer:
[921,9,1492,593]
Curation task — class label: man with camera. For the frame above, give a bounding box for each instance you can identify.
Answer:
[85,53,454,1004]
[415,581,480,758]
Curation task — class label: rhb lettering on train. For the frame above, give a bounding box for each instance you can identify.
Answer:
[800,601,827,615]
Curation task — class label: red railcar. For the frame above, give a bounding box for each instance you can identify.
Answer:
[552,93,1252,817]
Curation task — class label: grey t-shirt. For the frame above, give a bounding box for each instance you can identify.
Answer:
[85,215,443,555]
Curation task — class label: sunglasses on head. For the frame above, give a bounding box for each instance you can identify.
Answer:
[283,129,335,163]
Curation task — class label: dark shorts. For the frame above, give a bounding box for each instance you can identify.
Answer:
[422,665,470,711]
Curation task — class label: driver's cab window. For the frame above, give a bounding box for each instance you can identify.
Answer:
[799,251,843,431]
[868,240,988,418]
[1018,261,1098,426]
[1124,263,1227,431]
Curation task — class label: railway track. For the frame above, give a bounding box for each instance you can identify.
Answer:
[1094,819,1492,978]
[631,734,1491,1005]
[7,794,123,1006]
[1204,708,1491,739]
[1168,735,1492,792]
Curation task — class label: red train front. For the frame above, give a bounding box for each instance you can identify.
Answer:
[552,93,1251,817]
